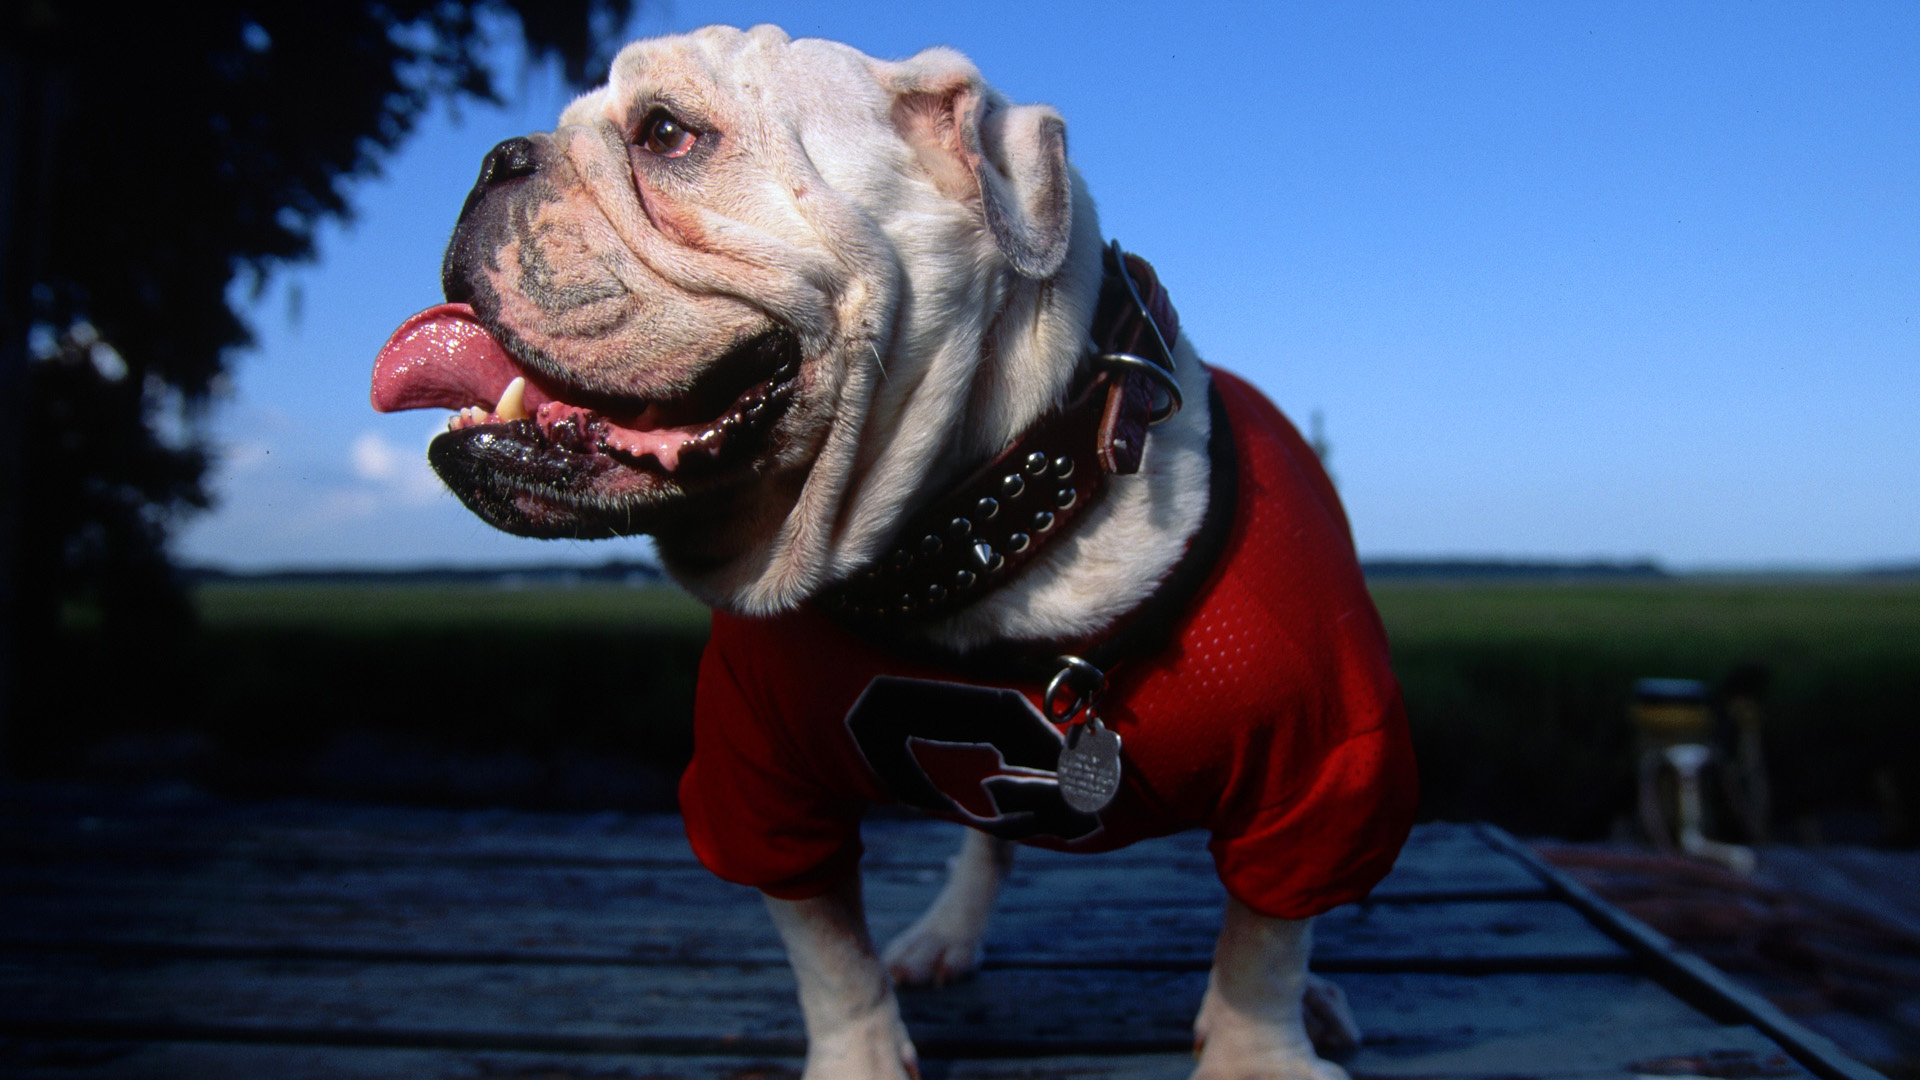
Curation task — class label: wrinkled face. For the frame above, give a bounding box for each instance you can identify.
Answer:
[372,27,901,543]
[371,25,1081,608]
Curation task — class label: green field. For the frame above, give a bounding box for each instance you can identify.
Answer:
[1369,579,1920,839]
[194,575,1920,650]
[30,577,1920,840]
[195,579,713,634]
[1373,578,1920,654]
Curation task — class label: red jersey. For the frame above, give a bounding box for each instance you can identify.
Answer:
[680,369,1417,920]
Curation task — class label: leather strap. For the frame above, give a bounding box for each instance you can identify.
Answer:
[823,378,1237,689]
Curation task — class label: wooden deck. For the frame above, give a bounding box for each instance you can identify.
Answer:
[0,786,1884,1079]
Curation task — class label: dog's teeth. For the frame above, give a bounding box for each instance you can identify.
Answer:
[495,377,528,422]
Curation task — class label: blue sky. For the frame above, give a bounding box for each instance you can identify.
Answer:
[175,1,1919,571]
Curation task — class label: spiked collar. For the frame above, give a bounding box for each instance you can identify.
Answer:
[817,241,1185,628]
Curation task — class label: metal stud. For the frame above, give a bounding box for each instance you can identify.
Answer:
[1033,510,1055,532]
[1007,531,1030,553]
[949,517,972,540]
[927,584,946,603]
[899,593,913,609]
[1052,455,1074,479]
[1024,451,1049,476]
[975,496,1000,520]
[1001,474,1025,500]
[1055,486,1077,510]
[920,534,942,555]
[890,549,911,568]
[954,569,976,589]
[971,542,1004,573]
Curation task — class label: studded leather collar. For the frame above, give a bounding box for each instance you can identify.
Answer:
[817,242,1182,626]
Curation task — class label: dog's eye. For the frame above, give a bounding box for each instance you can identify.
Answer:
[639,110,698,158]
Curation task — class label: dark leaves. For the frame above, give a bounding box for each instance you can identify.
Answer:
[4,0,635,678]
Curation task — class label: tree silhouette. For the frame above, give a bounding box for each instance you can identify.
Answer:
[1,1,634,753]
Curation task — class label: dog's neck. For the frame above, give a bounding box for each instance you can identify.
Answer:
[818,245,1211,658]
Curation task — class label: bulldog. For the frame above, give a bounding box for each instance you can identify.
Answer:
[372,24,1415,1080]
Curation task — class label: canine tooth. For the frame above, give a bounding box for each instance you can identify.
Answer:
[495,377,528,421]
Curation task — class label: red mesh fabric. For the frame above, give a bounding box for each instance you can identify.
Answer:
[679,368,1417,918]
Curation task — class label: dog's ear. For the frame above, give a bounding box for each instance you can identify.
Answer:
[879,48,1072,280]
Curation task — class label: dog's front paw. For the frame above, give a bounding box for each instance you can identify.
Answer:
[1190,1050,1349,1080]
[881,907,986,988]
[1191,988,1350,1080]
[805,1007,920,1080]
[1190,1037,1350,1080]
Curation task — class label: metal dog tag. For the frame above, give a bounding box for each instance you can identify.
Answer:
[1057,716,1122,813]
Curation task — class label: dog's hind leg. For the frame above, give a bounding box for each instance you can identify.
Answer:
[765,873,920,1080]
[880,827,1014,987]
[1190,899,1356,1080]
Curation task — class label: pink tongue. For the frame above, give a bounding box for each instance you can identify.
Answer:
[370,302,705,472]
[371,303,529,413]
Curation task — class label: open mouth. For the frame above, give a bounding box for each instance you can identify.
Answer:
[370,303,800,537]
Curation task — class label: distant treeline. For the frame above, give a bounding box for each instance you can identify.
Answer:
[1360,559,1666,581]
[185,561,667,587]
[183,556,1920,587]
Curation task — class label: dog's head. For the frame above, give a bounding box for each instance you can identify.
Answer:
[373,26,1104,612]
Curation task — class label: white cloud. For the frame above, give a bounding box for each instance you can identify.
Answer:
[351,431,403,481]
[348,428,444,502]
[215,440,275,474]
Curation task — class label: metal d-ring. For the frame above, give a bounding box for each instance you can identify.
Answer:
[1095,351,1183,424]
[1044,655,1108,724]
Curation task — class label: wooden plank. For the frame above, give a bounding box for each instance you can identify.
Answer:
[5,797,1534,892]
[0,794,1832,1079]
[1761,846,1920,941]
[0,1039,1819,1080]
[1482,825,1886,1080]
[0,1043,1197,1080]
[997,821,1544,900]
[1368,821,1549,898]
[0,958,1794,1065]
[0,798,702,868]
[0,850,1622,967]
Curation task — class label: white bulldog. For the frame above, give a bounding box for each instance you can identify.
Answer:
[373,24,1414,1080]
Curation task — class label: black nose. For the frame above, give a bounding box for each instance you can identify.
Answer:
[453,137,542,229]
[477,137,540,188]
[445,137,544,304]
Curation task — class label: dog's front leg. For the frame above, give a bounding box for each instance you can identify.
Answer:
[1191,899,1357,1080]
[764,873,920,1080]
[881,827,1014,986]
